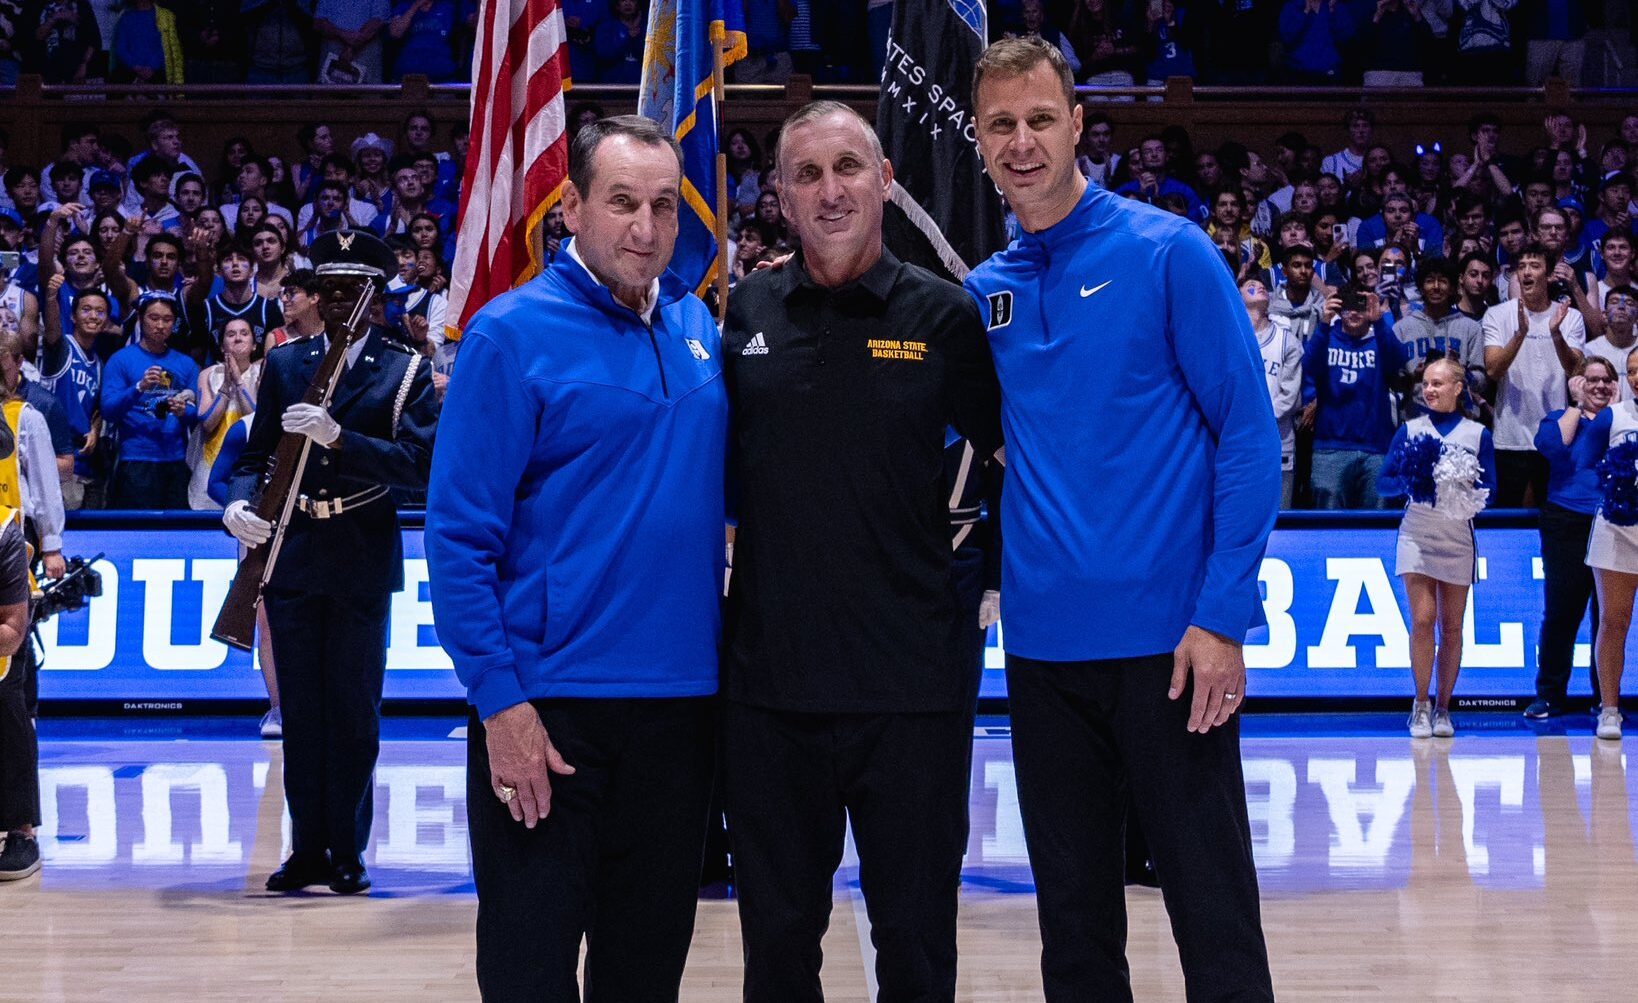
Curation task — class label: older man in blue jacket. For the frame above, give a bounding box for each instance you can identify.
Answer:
[425,116,726,1001]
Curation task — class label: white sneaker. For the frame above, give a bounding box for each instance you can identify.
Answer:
[1432,708,1455,738]
[259,706,283,740]
[1408,700,1433,739]
[1596,707,1623,741]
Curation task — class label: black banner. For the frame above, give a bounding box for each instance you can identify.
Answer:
[876,0,1008,282]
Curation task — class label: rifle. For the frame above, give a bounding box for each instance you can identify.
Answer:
[211,277,376,651]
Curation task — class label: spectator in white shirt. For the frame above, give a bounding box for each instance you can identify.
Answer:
[1483,243,1587,506]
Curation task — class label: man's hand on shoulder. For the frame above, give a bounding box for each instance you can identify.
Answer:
[483,701,576,828]
[1169,625,1245,734]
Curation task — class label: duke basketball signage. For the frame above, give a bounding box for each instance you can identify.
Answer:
[34,524,1621,703]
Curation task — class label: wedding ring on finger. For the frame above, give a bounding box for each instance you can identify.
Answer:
[1224,693,1239,701]
[496,785,518,804]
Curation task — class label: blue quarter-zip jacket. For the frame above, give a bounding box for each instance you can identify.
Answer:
[963,182,1280,661]
[426,241,727,718]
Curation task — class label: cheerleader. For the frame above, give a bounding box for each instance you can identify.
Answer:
[1582,351,1638,740]
[1379,358,1498,738]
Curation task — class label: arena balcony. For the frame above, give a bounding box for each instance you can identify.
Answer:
[1,73,1634,170]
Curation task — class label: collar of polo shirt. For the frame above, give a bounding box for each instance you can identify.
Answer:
[781,244,902,302]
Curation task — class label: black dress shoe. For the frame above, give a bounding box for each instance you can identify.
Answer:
[329,862,371,895]
[266,853,331,892]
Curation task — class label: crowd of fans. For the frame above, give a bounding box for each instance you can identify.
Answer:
[0,110,463,508]
[0,96,1636,511]
[1151,106,1638,510]
[0,0,1626,88]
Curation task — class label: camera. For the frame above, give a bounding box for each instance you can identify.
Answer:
[1340,289,1369,313]
[1548,279,1572,303]
[33,554,104,625]
[151,388,196,418]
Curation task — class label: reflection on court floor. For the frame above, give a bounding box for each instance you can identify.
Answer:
[31,715,1637,894]
[14,714,1638,1001]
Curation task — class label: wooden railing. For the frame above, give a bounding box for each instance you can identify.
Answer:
[1,73,1630,179]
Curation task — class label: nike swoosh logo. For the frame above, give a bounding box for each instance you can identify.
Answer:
[1080,281,1112,298]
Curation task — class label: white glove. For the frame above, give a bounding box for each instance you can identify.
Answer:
[978,590,1001,630]
[224,500,273,548]
[282,403,341,447]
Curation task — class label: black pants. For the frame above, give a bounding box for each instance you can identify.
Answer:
[1006,653,1273,1003]
[1537,502,1600,704]
[724,701,973,1002]
[951,543,988,708]
[0,642,38,831]
[1494,450,1549,509]
[109,459,190,510]
[262,586,389,865]
[467,697,716,1003]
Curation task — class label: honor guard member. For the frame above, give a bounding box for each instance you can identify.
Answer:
[965,37,1280,1001]
[222,228,438,896]
[426,116,725,1001]
[721,101,1003,1001]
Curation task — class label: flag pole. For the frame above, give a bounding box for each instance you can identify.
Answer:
[712,26,730,323]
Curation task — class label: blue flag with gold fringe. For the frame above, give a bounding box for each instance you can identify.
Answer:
[639,0,747,297]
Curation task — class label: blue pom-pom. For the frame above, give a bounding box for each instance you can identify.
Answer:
[1598,439,1638,526]
[1383,434,1443,505]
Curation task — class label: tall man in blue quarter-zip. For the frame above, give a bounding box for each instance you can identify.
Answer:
[964,37,1279,1002]
[425,116,727,1002]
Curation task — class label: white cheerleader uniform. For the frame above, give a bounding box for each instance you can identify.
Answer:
[1587,399,1638,573]
[1395,415,1486,585]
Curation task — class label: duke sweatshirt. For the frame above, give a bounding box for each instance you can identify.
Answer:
[963,182,1280,661]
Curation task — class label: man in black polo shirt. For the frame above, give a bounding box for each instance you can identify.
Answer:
[721,100,1003,1001]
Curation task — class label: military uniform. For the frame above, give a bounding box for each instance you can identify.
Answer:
[228,230,437,893]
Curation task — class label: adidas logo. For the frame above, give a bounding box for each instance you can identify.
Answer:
[741,332,769,356]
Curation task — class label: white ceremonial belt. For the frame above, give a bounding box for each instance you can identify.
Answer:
[297,486,390,519]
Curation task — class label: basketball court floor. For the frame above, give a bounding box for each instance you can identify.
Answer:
[7,714,1636,1001]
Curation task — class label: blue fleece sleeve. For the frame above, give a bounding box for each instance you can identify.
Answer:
[1278,1,1308,45]
[1331,3,1357,42]
[1381,324,1412,372]
[1167,225,1282,640]
[425,329,533,720]
[209,417,248,507]
[1479,426,1497,497]
[99,352,144,424]
[1377,424,1410,498]
[1535,411,1572,465]
[1301,326,1326,404]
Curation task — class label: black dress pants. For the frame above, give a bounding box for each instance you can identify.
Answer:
[110,459,191,510]
[1494,449,1549,508]
[724,701,974,1003]
[0,643,38,831]
[1537,502,1601,703]
[1006,653,1274,1003]
[466,697,716,1003]
[262,586,390,865]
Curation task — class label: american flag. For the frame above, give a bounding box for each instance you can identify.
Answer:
[446,0,572,341]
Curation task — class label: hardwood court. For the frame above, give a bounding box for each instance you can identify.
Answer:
[7,720,1636,1000]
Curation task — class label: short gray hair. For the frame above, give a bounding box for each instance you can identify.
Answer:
[775,101,884,184]
[567,114,684,196]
